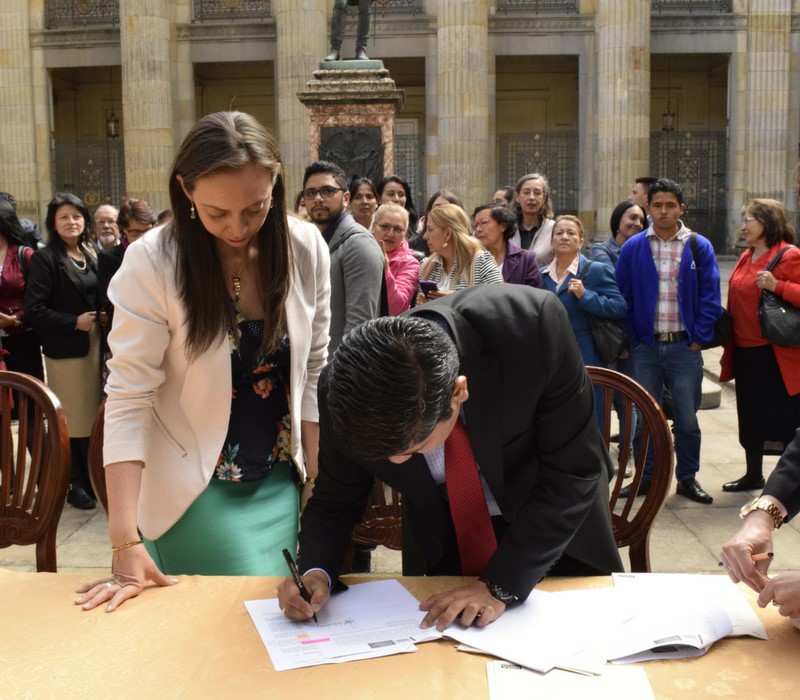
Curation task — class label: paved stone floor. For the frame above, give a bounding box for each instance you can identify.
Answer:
[5,259,800,580]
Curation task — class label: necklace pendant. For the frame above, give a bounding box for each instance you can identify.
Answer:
[232,273,242,303]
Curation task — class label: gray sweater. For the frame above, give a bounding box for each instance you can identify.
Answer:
[326,213,384,353]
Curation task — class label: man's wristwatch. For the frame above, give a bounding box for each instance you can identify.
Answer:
[478,577,518,605]
[739,497,784,530]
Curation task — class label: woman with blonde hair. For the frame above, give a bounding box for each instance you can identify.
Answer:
[416,203,501,304]
[371,202,420,315]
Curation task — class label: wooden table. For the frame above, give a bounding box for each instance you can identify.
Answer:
[2,570,799,698]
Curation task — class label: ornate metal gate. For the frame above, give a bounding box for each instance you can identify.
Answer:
[498,133,579,215]
[650,131,728,251]
[393,133,426,212]
[54,140,126,211]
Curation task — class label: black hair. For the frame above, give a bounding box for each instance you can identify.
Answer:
[44,192,96,262]
[376,175,418,230]
[303,160,348,191]
[326,316,460,461]
[0,200,27,246]
[348,176,377,200]
[609,201,647,236]
[648,178,684,205]
[473,203,517,241]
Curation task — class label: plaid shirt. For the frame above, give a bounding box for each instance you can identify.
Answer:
[647,224,691,334]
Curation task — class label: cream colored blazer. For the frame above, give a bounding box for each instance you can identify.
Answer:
[103,218,331,539]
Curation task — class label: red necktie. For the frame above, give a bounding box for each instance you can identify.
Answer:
[444,419,498,575]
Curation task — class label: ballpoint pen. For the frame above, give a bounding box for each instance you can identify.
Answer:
[282,548,318,624]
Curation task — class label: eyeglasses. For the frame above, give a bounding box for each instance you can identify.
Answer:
[126,227,151,237]
[302,186,343,201]
[474,219,492,229]
[375,222,406,236]
[741,216,756,224]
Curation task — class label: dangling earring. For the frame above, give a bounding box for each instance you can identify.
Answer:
[190,202,196,220]
[442,240,449,248]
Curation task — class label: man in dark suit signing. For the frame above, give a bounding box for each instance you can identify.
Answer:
[278,285,622,630]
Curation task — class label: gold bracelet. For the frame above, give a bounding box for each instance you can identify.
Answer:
[111,539,143,553]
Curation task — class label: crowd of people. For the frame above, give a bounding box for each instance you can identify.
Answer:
[2,110,800,624]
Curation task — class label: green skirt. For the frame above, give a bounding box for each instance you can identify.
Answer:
[143,462,299,576]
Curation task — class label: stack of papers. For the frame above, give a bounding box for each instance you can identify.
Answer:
[244,573,767,683]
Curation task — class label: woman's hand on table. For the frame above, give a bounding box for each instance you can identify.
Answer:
[74,544,178,612]
[759,572,800,618]
[418,580,506,632]
[277,570,330,621]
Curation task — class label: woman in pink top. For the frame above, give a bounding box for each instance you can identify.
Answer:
[371,203,420,315]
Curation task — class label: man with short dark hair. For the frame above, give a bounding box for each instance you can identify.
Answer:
[278,285,622,630]
[616,178,722,504]
[629,176,656,226]
[302,160,383,353]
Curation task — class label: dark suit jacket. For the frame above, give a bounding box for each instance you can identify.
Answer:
[299,285,622,601]
[97,243,125,327]
[502,242,543,288]
[764,427,800,521]
[23,245,97,359]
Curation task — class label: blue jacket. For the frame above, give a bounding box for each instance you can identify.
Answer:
[542,253,627,367]
[590,235,622,270]
[615,226,722,348]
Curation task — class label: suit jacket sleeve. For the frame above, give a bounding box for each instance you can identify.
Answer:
[763,428,800,521]
[480,293,608,599]
[23,250,78,335]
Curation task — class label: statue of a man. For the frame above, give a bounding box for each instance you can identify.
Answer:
[325,0,373,62]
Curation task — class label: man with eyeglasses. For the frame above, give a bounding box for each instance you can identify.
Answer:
[302,160,384,353]
[93,204,120,251]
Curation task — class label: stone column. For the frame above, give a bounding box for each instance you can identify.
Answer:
[173,0,195,143]
[595,1,650,239]
[0,1,47,222]
[273,0,327,200]
[742,0,792,201]
[119,0,174,211]
[436,0,490,208]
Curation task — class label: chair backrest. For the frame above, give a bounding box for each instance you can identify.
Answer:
[587,366,674,573]
[352,479,402,551]
[88,400,108,513]
[0,370,70,572]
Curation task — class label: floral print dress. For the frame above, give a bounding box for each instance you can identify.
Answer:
[215,310,292,483]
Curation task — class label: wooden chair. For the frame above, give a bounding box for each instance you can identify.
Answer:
[587,366,674,573]
[352,479,402,551]
[87,401,108,513]
[0,371,70,572]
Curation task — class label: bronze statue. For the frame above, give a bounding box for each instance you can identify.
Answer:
[325,0,373,61]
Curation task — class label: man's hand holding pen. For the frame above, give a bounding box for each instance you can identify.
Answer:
[277,570,329,622]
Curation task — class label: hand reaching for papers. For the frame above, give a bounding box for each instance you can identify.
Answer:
[418,580,506,632]
[719,509,774,593]
[277,570,330,621]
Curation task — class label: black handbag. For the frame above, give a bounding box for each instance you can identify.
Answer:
[688,233,732,349]
[758,246,800,347]
[577,262,628,363]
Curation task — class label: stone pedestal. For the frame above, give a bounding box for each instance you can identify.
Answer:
[297,63,405,182]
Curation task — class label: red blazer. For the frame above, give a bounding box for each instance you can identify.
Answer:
[0,243,35,331]
[720,242,800,395]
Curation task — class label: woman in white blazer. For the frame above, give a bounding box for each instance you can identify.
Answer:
[76,112,330,612]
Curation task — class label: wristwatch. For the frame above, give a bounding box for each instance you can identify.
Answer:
[739,497,784,530]
[478,577,518,605]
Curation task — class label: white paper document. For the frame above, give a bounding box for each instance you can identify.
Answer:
[612,572,768,639]
[445,587,635,673]
[486,660,655,699]
[244,579,439,671]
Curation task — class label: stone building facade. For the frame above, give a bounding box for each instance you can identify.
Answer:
[1,0,798,251]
